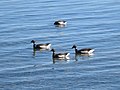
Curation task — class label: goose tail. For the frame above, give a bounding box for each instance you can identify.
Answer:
[88,49,95,54]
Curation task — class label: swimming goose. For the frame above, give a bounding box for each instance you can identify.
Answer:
[72,45,94,54]
[31,40,51,50]
[54,20,67,25]
[51,49,70,59]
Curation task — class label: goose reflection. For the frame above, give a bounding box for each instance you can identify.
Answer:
[52,57,70,64]
[55,24,66,28]
[32,48,51,56]
[75,53,94,61]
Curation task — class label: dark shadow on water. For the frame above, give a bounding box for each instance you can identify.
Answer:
[75,53,94,61]
[32,48,51,57]
[52,57,70,64]
[55,24,66,28]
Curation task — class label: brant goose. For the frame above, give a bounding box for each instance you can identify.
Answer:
[31,40,51,50]
[72,45,94,54]
[51,49,70,59]
[54,20,67,25]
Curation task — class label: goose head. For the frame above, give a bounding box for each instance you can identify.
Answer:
[31,40,35,44]
[72,45,77,49]
[51,49,55,52]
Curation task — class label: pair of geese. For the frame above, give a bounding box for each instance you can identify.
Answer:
[31,40,94,59]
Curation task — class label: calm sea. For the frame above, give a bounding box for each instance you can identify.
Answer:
[0,0,120,90]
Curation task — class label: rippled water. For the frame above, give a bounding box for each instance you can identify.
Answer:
[0,0,120,90]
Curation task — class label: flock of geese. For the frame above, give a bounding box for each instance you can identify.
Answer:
[31,20,95,60]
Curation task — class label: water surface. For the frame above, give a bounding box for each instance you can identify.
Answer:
[0,0,120,90]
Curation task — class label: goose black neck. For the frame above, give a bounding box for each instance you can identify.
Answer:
[51,50,55,58]
[33,43,36,49]
[75,48,77,53]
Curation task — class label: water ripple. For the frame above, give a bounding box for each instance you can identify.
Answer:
[0,0,120,90]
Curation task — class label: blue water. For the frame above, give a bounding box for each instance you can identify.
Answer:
[0,0,120,90]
